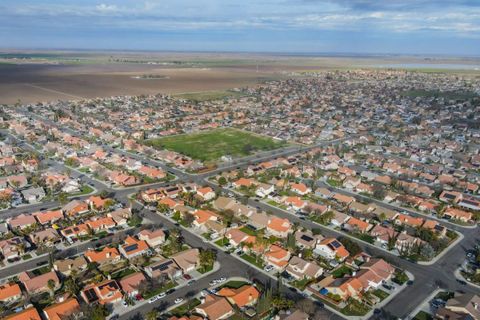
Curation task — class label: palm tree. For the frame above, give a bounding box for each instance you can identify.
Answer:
[47,279,56,297]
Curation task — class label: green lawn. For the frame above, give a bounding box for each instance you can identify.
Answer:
[142,281,177,299]
[215,237,229,247]
[241,254,264,269]
[239,226,258,236]
[413,311,433,320]
[222,280,250,289]
[372,289,389,301]
[174,90,247,102]
[170,298,201,317]
[145,128,286,162]
[331,265,352,278]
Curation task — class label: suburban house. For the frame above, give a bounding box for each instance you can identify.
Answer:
[264,245,291,270]
[322,276,363,301]
[295,230,323,249]
[225,229,255,247]
[81,279,123,305]
[62,200,89,216]
[314,238,350,261]
[43,298,80,320]
[355,258,395,290]
[145,257,183,280]
[85,247,121,265]
[21,187,46,203]
[196,187,216,201]
[18,271,60,295]
[0,283,22,304]
[86,217,116,233]
[171,248,200,273]
[290,183,311,195]
[195,294,235,320]
[217,284,260,308]
[4,307,42,320]
[443,207,472,222]
[266,217,292,238]
[138,229,166,247]
[119,272,147,297]
[53,256,88,276]
[285,256,323,280]
[8,213,36,230]
[33,210,64,226]
[119,236,150,259]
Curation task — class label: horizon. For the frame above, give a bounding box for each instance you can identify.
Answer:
[1,0,479,55]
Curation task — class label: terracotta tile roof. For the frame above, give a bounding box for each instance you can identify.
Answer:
[4,307,41,320]
[43,298,80,320]
[0,283,21,301]
[217,284,260,307]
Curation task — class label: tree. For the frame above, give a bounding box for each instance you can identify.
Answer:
[317,211,334,225]
[199,248,216,272]
[272,295,294,310]
[183,213,195,227]
[47,279,56,297]
[145,309,159,320]
[218,176,227,186]
[58,192,69,204]
[157,203,170,213]
[339,237,361,256]
[64,277,80,296]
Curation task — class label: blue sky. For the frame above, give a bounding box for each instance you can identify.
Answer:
[1,0,479,55]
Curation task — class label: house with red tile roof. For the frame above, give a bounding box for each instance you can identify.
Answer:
[85,247,121,265]
[290,183,311,195]
[354,258,395,290]
[138,165,166,180]
[119,272,147,297]
[443,207,473,222]
[233,178,255,188]
[141,188,165,203]
[138,229,166,247]
[323,276,363,301]
[195,294,234,320]
[62,200,89,216]
[266,217,292,238]
[87,196,110,212]
[343,217,372,233]
[283,196,307,211]
[225,229,255,247]
[7,213,36,230]
[196,186,216,201]
[86,216,116,233]
[32,210,64,226]
[60,223,89,241]
[43,298,80,320]
[18,270,60,295]
[81,279,123,305]
[192,209,219,229]
[4,307,42,320]
[264,245,291,270]
[119,236,150,259]
[394,214,425,228]
[314,238,350,261]
[0,283,22,304]
[217,284,260,308]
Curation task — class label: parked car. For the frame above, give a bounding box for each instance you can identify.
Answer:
[174,298,183,304]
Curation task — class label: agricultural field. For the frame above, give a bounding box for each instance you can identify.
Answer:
[146,128,286,162]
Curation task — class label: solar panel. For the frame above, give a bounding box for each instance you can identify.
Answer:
[84,288,98,303]
[152,260,173,272]
[124,244,139,252]
[300,235,313,242]
[331,240,341,248]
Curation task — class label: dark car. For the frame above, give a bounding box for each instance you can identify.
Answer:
[457,279,467,285]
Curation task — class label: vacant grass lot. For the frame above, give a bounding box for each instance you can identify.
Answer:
[146,128,285,162]
[174,90,247,102]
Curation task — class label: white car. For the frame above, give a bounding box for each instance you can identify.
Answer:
[174,298,184,304]
[158,292,166,299]
[218,277,226,283]
[264,265,274,272]
[121,300,128,307]
[148,297,157,304]
[209,280,217,286]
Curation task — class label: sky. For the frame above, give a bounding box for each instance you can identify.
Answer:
[1,0,479,55]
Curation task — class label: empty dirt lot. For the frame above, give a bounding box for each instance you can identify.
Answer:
[0,63,284,104]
